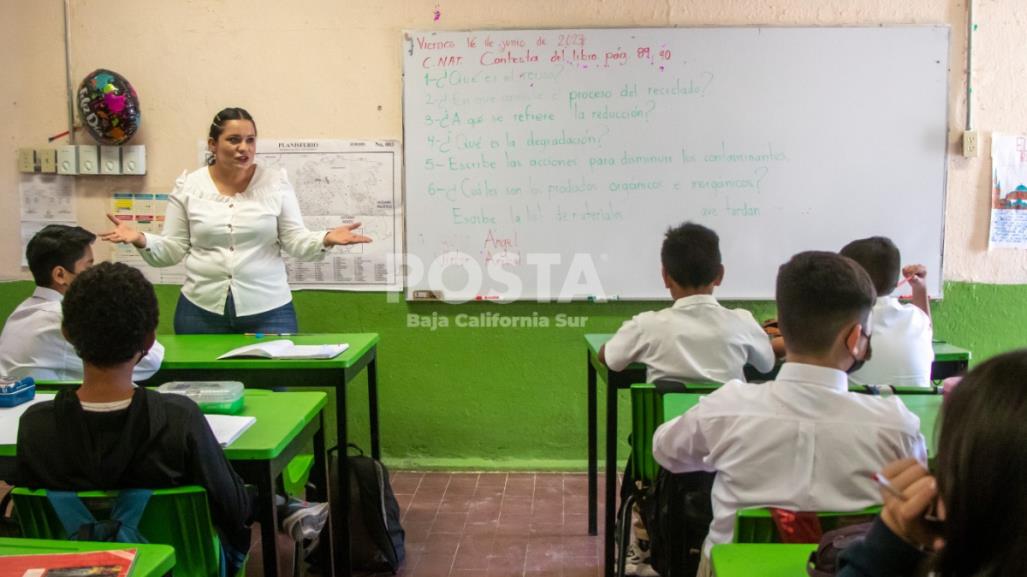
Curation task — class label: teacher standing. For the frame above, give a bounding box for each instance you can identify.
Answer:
[102,107,371,334]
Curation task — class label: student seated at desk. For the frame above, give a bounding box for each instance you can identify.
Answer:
[0,225,164,381]
[14,262,252,571]
[599,222,775,383]
[653,251,927,577]
[840,236,933,387]
[838,350,1027,577]
[599,222,774,576]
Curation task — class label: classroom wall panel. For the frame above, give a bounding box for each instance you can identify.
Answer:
[3,0,1027,466]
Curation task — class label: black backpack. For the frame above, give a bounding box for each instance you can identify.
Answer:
[641,468,715,577]
[328,445,405,573]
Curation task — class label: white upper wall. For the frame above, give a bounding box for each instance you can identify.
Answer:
[1,0,1024,284]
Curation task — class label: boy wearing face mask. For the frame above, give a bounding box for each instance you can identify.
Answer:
[652,251,926,577]
[840,236,934,387]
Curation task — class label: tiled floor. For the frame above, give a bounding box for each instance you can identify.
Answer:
[371,472,603,577]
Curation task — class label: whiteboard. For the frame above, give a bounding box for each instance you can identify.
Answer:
[403,27,949,301]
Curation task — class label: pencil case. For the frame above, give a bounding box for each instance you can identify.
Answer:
[0,376,36,407]
[157,380,244,414]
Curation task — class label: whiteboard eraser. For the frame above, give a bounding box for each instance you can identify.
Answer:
[78,145,99,174]
[410,290,442,301]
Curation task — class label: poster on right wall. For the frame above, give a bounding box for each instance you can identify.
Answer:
[989,133,1027,248]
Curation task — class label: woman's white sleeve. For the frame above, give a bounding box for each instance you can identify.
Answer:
[277,171,328,261]
[137,174,191,267]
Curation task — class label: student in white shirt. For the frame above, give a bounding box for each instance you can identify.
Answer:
[600,222,775,577]
[0,225,163,381]
[653,251,927,577]
[600,222,775,384]
[840,236,934,387]
[100,107,372,334]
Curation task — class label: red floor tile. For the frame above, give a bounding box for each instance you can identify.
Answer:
[250,472,605,577]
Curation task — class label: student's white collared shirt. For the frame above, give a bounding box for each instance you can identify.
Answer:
[0,287,164,381]
[653,363,927,557]
[603,294,775,383]
[138,165,328,316]
[849,296,934,387]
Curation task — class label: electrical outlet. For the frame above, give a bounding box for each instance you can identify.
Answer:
[17,148,36,172]
[100,146,120,174]
[78,145,98,174]
[57,145,78,174]
[963,130,979,157]
[37,148,57,173]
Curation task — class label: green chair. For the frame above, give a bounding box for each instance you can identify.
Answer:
[617,384,709,577]
[849,383,943,395]
[629,383,710,484]
[733,506,881,543]
[12,485,240,577]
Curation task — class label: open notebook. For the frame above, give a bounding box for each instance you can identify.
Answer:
[217,339,349,360]
[0,394,55,445]
[204,414,256,447]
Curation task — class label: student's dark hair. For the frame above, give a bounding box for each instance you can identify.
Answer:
[660,222,722,288]
[775,251,876,356]
[62,262,159,367]
[933,350,1027,577]
[839,236,901,296]
[26,225,96,288]
[207,107,256,165]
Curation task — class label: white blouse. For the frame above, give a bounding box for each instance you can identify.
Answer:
[138,165,328,316]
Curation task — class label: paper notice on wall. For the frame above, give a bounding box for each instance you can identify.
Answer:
[989,133,1027,248]
[109,192,187,284]
[19,174,76,266]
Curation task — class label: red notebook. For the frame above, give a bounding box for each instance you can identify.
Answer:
[0,548,136,577]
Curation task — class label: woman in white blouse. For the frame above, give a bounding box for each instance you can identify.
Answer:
[101,107,370,333]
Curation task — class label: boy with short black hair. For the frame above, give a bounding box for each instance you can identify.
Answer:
[600,222,775,576]
[0,224,163,381]
[653,251,926,577]
[840,236,933,387]
[600,222,775,383]
[15,262,251,571]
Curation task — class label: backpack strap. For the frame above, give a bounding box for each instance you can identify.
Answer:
[45,489,153,543]
[46,491,100,539]
[108,489,153,540]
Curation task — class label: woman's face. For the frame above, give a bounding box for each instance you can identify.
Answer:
[209,119,256,170]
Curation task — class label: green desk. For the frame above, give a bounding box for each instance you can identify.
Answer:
[0,391,337,577]
[140,332,381,458]
[710,543,816,577]
[224,390,336,577]
[896,394,944,455]
[0,537,176,577]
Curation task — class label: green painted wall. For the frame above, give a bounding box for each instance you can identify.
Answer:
[1,280,1023,469]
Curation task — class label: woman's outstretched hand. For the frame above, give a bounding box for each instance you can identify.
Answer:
[100,213,146,248]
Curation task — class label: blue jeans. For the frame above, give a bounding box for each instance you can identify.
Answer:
[174,292,299,334]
